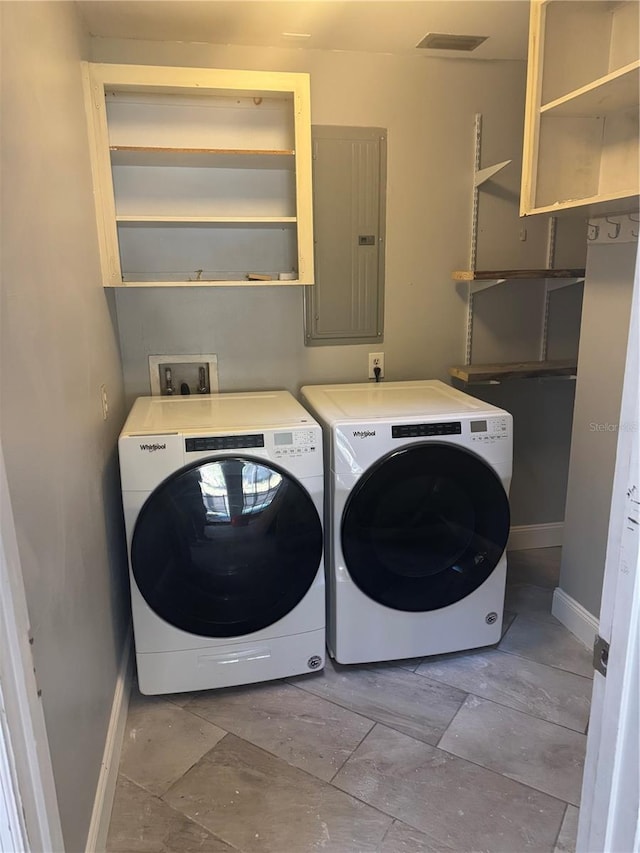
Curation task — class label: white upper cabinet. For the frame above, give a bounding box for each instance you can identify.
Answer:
[82,63,314,287]
[521,0,639,217]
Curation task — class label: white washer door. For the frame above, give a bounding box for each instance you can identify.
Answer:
[131,456,322,637]
[341,443,510,612]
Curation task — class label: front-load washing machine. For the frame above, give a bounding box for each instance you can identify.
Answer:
[119,391,325,694]
[300,379,512,664]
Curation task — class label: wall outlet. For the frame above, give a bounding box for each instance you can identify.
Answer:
[149,354,219,396]
[368,352,385,379]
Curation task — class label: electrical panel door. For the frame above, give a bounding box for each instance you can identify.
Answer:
[305,126,386,345]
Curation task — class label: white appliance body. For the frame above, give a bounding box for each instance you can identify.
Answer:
[119,392,325,694]
[300,380,513,664]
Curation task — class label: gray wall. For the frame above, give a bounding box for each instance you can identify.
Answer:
[92,37,585,527]
[560,242,637,617]
[0,3,128,850]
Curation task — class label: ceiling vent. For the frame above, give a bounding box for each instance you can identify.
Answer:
[416,33,488,51]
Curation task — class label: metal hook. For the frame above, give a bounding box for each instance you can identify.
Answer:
[605,217,621,239]
[587,222,600,241]
[629,214,639,239]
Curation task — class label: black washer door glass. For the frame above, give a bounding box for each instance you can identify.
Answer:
[132,456,322,637]
[341,443,510,612]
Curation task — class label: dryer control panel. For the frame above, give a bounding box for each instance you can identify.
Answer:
[272,429,319,459]
[469,416,510,445]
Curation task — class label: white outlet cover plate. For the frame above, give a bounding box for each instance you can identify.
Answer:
[148,354,219,396]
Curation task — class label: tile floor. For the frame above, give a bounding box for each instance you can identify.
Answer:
[106,547,593,853]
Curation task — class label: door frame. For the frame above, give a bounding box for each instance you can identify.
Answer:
[0,441,65,852]
[577,243,639,851]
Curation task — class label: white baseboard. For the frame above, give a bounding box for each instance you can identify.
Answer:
[85,630,133,853]
[552,587,599,650]
[508,522,564,551]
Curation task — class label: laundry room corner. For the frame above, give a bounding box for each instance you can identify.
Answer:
[2,1,638,851]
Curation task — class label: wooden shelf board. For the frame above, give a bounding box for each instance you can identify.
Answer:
[452,268,586,282]
[541,61,640,117]
[449,359,577,384]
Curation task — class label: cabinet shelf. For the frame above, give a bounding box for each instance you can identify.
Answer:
[521,0,639,216]
[120,272,297,286]
[540,61,640,117]
[115,216,297,225]
[82,63,314,287]
[449,359,577,385]
[110,145,296,169]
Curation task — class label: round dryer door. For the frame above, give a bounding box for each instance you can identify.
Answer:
[131,457,322,637]
[341,443,510,612]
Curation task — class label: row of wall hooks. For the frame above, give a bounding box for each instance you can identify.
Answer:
[588,214,639,243]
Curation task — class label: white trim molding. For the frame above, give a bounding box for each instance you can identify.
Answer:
[508,522,564,551]
[85,631,133,853]
[552,587,599,650]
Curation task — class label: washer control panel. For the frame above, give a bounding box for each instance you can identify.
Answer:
[469,416,510,444]
[272,429,318,458]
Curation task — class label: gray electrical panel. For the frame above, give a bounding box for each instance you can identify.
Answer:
[304,126,387,346]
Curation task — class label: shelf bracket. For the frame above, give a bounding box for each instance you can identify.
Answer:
[474,160,512,188]
[470,279,506,295]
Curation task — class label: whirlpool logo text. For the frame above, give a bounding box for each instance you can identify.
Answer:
[352,430,376,439]
[139,443,167,452]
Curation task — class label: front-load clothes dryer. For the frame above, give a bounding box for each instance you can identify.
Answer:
[300,379,512,665]
[118,391,325,695]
